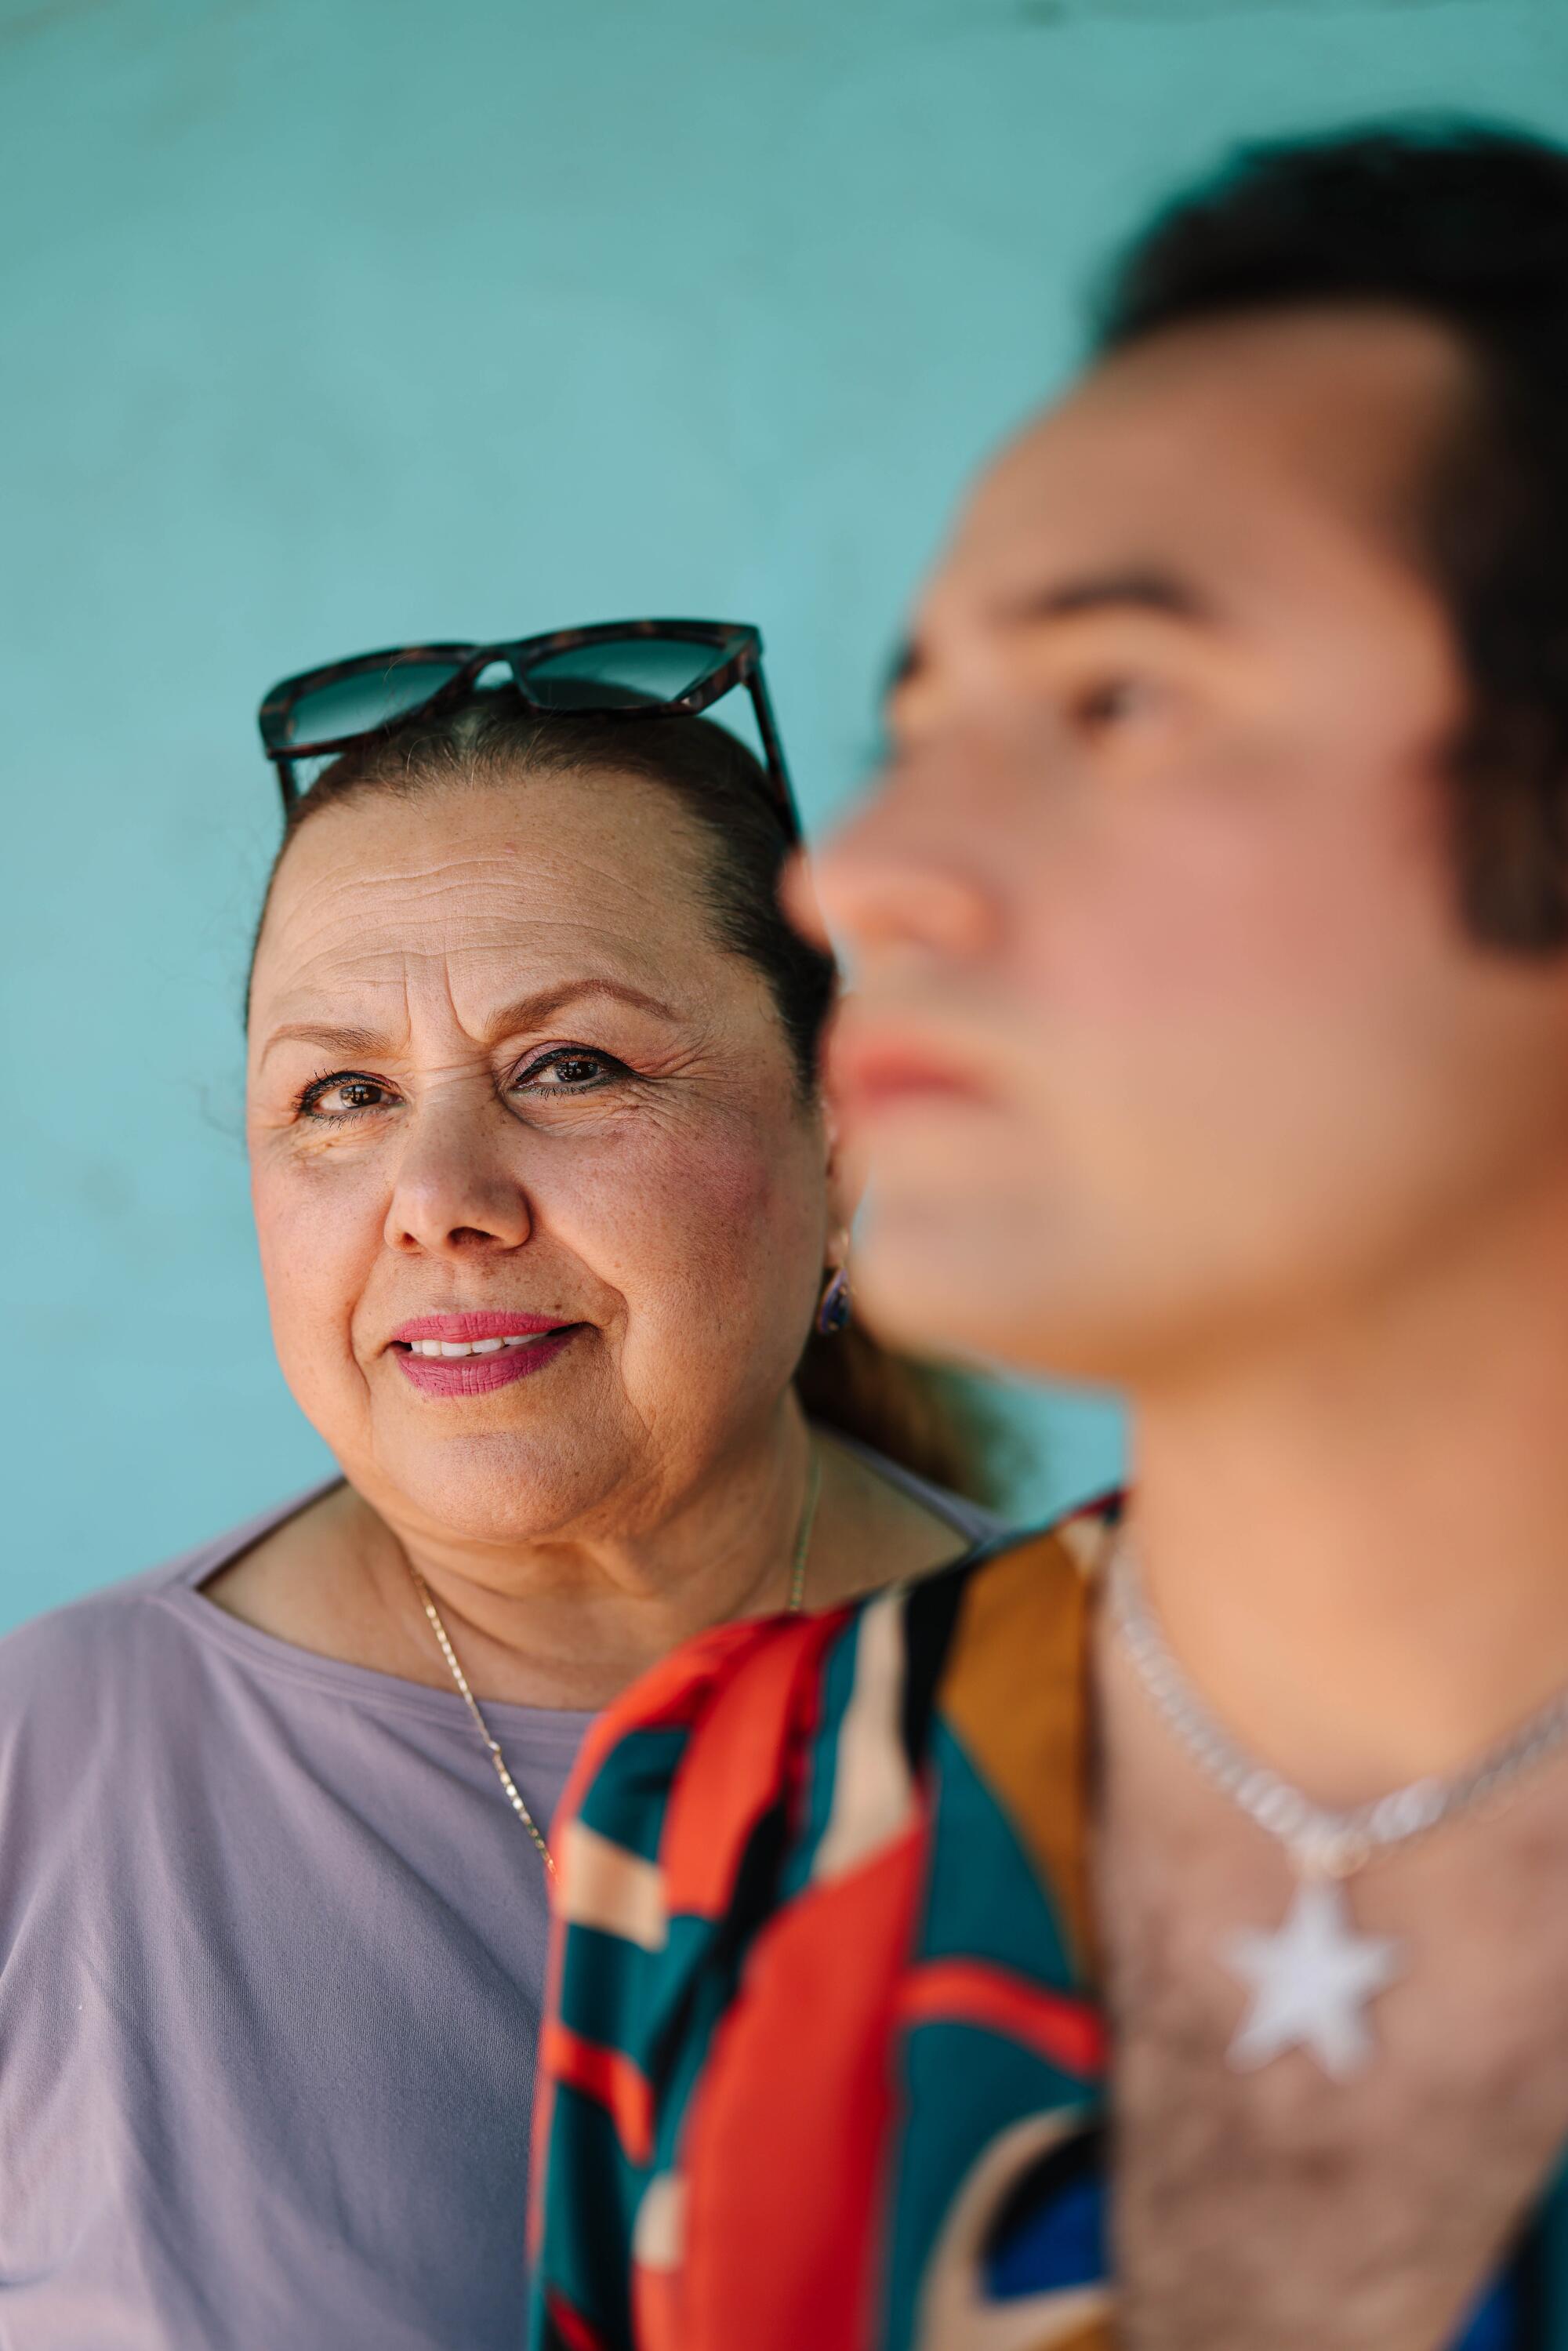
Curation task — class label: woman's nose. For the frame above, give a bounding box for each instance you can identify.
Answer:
[383,1102,535,1258]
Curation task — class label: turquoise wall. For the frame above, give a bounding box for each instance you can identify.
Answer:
[5,0,1565,1630]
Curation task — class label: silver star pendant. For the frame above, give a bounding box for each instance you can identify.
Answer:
[1221,1875,1404,2081]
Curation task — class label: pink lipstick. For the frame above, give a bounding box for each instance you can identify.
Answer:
[388,1312,582,1398]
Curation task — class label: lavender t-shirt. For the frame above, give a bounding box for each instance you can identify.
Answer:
[0,1461,1000,2350]
[0,1484,588,2351]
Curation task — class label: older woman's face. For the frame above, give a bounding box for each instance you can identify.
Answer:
[247,771,832,1547]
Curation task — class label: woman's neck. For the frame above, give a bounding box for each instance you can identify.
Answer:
[204,1406,967,1712]
[318,1401,818,1711]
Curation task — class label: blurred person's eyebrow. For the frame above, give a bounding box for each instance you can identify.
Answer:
[260,980,681,1065]
[887,567,1213,695]
[1015,567,1212,624]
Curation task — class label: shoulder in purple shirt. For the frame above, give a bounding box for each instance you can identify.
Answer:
[0,1455,1000,2350]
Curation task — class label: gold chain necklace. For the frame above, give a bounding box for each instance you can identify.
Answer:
[408,1444,824,1876]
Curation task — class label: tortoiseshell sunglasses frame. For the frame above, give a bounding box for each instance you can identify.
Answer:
[256,618,798,836]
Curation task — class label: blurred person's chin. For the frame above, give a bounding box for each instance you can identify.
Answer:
[844,1095,1414,1391]
[847,1137,1125,1382]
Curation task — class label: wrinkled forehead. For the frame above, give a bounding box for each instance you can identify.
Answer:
[924,304,1472,634]
[248,767,718,1029]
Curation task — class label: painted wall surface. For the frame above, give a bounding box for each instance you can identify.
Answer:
[4,0,1565,1630]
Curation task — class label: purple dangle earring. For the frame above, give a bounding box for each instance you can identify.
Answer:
[815,1265,852,1337]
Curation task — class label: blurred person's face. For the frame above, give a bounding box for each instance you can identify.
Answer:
[247,772,835,1549]
[811,308,1568,1385]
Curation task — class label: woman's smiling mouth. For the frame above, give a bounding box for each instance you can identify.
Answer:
[388,1313,583,1396]
[405,1334,545,1358]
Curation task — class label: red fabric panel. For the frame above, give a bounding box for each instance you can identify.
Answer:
[679,1824,927,2351]
[662,1609,847,1921]
[548,1616,767,1856]
[897,1959,1106,2079]
[527,2063,557,2263]
[531,1608,842,2255]
[544,2288,612,2351]
[631,2258,682,2351]
[539,2020,656,2168]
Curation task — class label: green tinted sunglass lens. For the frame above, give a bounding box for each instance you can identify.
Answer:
[518,636,728,710]
[285,659,465,747]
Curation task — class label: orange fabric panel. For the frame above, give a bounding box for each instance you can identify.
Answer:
[938,1532,1098,1969]
[631,2261,681,2351]
[548,1616,767,1856]
[897,1959,1105,2080]
[679,1826,929,2351]
[661,1608,847,1921]
[539,2020,656,2168]
[527,2064,557,2263]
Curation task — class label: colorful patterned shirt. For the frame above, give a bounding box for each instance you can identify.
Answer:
[528,1501,1568,2349]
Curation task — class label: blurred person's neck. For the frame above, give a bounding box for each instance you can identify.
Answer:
[1127,1176,1568,1804]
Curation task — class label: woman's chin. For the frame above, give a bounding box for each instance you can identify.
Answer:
[361,1424,630,1551]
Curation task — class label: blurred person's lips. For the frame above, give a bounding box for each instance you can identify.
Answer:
[830,1032,994,1121]
[386,1310,584,1396]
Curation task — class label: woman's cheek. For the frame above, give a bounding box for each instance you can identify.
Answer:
[628,1118,798,1272]
[252,1155,381,1402]
[601,1122,822,1378]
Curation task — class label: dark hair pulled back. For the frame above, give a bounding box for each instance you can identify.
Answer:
[1096,119,1568,952]
[250,689,997,1504]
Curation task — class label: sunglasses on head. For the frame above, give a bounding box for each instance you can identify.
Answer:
[256,618,798,836]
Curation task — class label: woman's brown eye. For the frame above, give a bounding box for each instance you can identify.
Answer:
[301,1074,390,1117]
[516,1049,620,1093]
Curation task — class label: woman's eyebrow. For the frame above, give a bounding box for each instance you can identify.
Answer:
[484,979,682,1039]
[259,1019,391,1065]
[260,981,682,1067]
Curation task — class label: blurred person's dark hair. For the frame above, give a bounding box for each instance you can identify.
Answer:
[1096,121,1568,951]
[250,691,1001,1502]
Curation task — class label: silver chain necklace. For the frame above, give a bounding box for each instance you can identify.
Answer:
[1109,1534,1568,2079]
[408,1445,824,1879]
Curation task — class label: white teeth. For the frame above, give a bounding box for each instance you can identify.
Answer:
[406,1332,555,1358]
